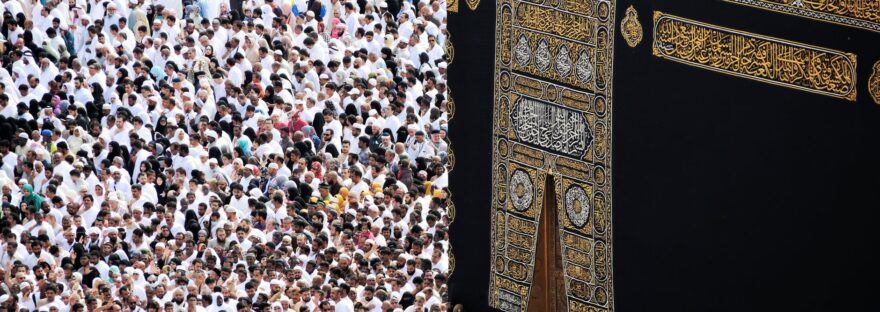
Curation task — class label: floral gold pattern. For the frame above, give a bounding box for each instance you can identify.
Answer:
[565,185,590,228]
[620,6,643,48]
[510,169,535,212]
[653,12,858,101]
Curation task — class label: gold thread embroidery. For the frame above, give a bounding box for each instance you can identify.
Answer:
[515,2,597,43]
[491,0,615,310]
[870,61,880,105]
[724,0,880,33]
[653,12,858,101]
[444,32,455,64]
[448,0,459,13]
[620,6,643,48]
[466,0,480,11]
[442,7,456,292]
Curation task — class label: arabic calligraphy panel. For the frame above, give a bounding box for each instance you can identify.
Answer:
[653,12,858,101]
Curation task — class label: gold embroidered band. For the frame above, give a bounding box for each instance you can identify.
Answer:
[653,12,857,101]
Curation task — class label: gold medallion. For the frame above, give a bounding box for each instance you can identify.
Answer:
[621,6,643,48]
[870,61,880,105]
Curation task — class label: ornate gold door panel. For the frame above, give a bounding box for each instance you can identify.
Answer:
[527,176,569,312]
[489,0,615,311]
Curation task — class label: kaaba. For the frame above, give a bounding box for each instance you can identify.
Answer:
[446,0,880,311]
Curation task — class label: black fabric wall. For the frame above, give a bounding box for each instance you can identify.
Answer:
[449,0,880,311]
[446,0,495,309]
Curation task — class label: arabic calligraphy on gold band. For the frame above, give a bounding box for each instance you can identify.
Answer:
[653,12,858,101]
[724,0,880,33]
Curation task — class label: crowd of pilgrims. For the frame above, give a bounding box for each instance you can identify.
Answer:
[0,0,454,311]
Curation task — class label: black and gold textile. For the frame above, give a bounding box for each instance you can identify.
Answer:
[488,0,615,310]
[446,1,880,311]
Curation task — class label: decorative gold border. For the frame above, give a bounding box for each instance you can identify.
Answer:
[653,11,858,101]
[444,22,457,285]
[723,0,880,33]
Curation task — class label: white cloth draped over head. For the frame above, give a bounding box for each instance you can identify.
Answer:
[0,69,18,105]
[89,183,107,205]
[171,128,190,145]
[13,53,40,86]
[125,267,148,301]
[67,126,95,154]
[208,292,235,312]
[201,247,222,270]
[0,171,21,205]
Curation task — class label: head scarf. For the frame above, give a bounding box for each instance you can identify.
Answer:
[330,18,343,38]
[22,184,43,213]
[237,138,252,158]
[301,125,320,149]
[172,129,190,145]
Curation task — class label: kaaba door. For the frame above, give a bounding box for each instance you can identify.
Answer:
[527,175,568,312]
